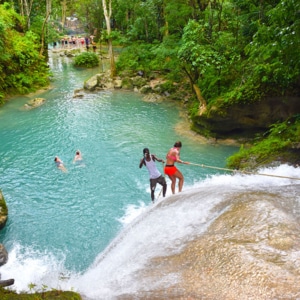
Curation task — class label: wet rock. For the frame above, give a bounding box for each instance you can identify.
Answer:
[24,98,46,109]
[0,244,8,266]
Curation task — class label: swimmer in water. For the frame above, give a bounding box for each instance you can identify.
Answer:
[54,156,67,172]
[73,150,83,163]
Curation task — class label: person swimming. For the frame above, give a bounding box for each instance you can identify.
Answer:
[54,156,67,172]
[73,150,82,162]
[164,141,189,194]
[73,150,85,167]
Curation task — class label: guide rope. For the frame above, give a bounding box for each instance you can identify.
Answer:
[189,162,300,181]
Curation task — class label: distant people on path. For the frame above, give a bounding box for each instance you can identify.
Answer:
[80,37,85,48]
[92,41,97,53]
[54,156,67,172]
[85,36,90,51]
[164,141,189,194]
[139,148,167,202]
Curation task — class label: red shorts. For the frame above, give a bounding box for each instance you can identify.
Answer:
[164,165,178,176]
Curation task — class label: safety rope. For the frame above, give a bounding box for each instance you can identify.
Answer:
[189,163,300,181]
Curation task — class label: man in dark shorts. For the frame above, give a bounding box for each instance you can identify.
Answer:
[139,148,167,202]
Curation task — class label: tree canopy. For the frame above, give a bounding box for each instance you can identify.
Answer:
[0,0,299,113]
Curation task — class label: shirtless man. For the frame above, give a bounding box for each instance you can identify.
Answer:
[139,148,167,202]
[164,141,189,194]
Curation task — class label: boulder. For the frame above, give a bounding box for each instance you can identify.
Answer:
[0,245,8,266]
[193,96,300,138]
[143,93,163,103]
[113,79,122,89]
[73,88,85,98]
[84,74,100,91]
[24,98,46,109]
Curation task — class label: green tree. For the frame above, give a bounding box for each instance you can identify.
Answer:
[244,0,300,92]
[0,3,49,102]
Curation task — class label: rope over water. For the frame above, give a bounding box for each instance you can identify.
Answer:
[189,163,300,181]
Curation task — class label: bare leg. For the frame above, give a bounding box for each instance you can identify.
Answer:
[168,175,176,194]
[174,170,184,192]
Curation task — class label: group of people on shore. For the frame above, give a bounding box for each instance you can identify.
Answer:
[54,150,83,172]
[53,35,97,52]
[139,141,190,202]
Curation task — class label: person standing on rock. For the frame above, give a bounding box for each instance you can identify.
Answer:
[139,148,167,202]
[164,141,189,194]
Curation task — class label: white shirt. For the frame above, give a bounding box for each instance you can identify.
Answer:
[145,155,161,179]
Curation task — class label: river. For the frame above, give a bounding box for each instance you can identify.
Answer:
[0,50,299,299]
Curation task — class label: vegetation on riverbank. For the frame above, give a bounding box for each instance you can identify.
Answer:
[0,3,49,104]
[0,287,81,300]
[73,52,99,68]
[0,190,8,230]
[227,116,300,170]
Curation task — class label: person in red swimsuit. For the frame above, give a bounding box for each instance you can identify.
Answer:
[164,141,190,194]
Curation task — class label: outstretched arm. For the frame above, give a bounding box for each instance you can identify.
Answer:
[152,154,165,164]
[177,159,190,164]
[139,158,145,168]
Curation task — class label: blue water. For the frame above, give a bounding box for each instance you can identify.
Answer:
[0,53,237,273]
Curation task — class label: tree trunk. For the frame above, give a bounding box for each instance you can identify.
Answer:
[18,0,33,29]
[193,83,207,115]
[183,67,207,114]
[102,0,116,78]
[61,0,67,29]
[40,0,51,57]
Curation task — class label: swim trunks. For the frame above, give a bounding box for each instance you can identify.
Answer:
[55,161,63,167]
[164,165,178,176]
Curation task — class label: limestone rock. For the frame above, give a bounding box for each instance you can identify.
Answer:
[73,88,85,98]
[194,96,300,138]
[24,98,46,109]
[84,74,100,91]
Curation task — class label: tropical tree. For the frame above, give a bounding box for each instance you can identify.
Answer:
[102,0,116,77]
[0,3,49,101]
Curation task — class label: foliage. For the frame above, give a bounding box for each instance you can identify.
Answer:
[0,4,49,102]
[0,286,81,299]
[73,52,99,68]
[227,116,300,170]
[116,42,159,75]
[0,190,8,217]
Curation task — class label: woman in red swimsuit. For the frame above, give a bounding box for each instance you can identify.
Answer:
[164,141,189,194]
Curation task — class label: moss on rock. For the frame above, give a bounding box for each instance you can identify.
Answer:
[0,190,8,230]
[0,287,82,299]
